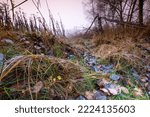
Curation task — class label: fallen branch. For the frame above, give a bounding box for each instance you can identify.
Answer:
[101,16,147,29]
[84,15,98,34]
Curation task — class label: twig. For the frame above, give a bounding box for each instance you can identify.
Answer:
[32,0,48,31]
[27,59,33,100]
[9,0,28,11]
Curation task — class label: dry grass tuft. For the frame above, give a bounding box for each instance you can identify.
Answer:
[90,27,150,70]
[92,41,149,69]
[92,44,118,59]
[0,55,82,99]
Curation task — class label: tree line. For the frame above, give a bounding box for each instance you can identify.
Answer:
[84,0,148,32]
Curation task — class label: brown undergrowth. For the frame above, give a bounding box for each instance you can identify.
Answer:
[0,55,82,99]
[68,26,150,72]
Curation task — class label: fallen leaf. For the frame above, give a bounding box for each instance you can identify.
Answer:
[120,86,129,94]
[145,83,148,87]
[108,88,118,95]
[94,91,107,100]
[96,79,109,88]
[109,74,120,81]
[104,84,120,95]
[85,91,94,100]
[133,87,143,97]
[31,81,44,93]
[126,79,134,87]
[100,88,110,95]
[140,76,148,83]
[66,83,73,93]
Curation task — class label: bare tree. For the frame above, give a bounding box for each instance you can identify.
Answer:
[138,0,144,25]
[10,0,14,21]
[84,0,148,30]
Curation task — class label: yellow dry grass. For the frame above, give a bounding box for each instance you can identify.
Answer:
[0,55,82,81]
[92,44,118,59]
[92,31,150,69]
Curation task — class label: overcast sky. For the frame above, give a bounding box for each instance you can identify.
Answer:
[4,0,89,32]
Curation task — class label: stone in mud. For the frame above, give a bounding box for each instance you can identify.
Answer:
[34,45,41,50]
[76,95,87,100]
[47,50,53,56]
[88,56,96,65]
[102,64,113,70]
[68,54,75,59]
[103,69,111,74]
[99,65,113,73]
[94,91,107,100]
[24,41,30,45]
[132,69,140,80]
[1,39,14,44]
[0,53,4,66]
[110,74,120,81]
[90,65,99,72]
[84,52,96,66]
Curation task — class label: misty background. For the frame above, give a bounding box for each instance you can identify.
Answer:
[2,0,89,34]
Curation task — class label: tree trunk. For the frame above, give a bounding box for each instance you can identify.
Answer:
[127,0,137,23]
[138,0,144,25]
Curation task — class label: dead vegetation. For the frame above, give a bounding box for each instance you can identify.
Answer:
[67,25,150,73]
[87,26,150,70]
[0,55,82,99]
[0,0,149,100]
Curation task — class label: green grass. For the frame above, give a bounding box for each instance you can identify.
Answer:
[75,77,96,93]
[52,44,64,58]
[0,45,22,59]
[111,87,149,100]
